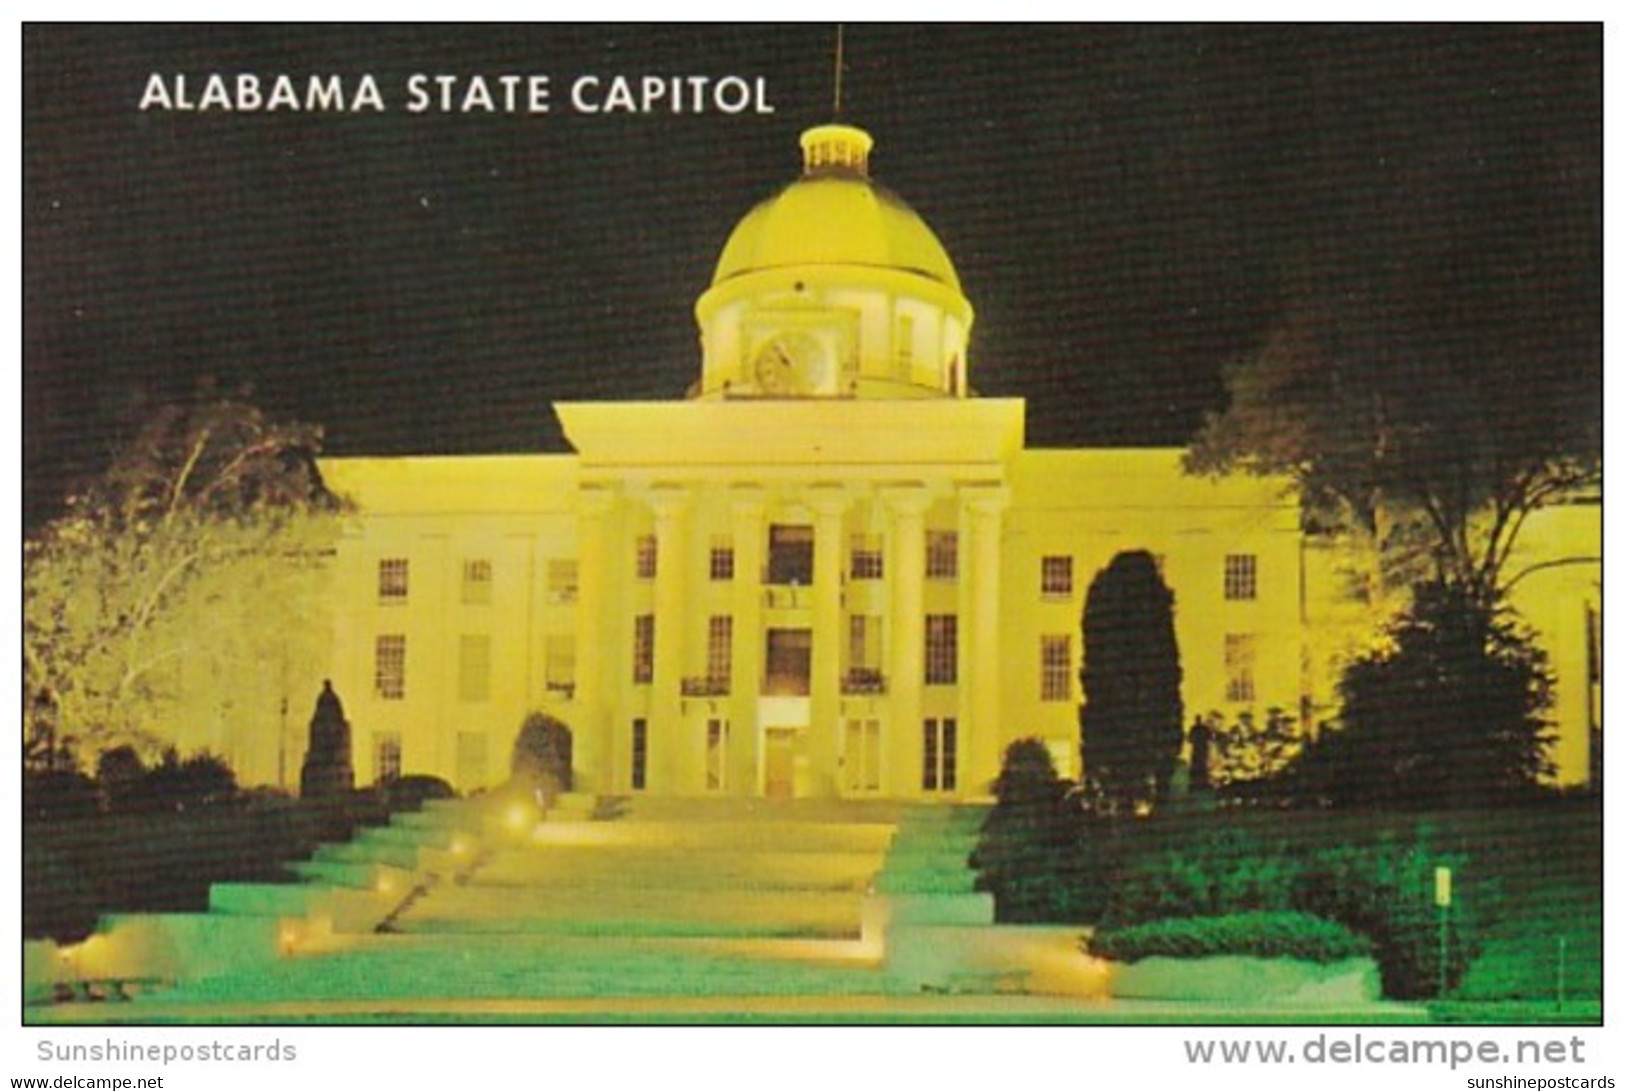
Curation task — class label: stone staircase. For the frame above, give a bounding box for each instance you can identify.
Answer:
[30,793,1032,1013]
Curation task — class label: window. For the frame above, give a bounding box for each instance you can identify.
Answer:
[461,558,493,605]
[1041,634,1072,702]
[635,534,658,580]
[705,718,730,792]
[547,559,579,604]
[1041,555,1073,599]
[926,531,958,580]
[378,558,409,604]
[632,615,655,684]
[455,731,488,789]
[764,628,812,696]
[1224,554,1258,601]
[707,615,733,689]
[767,525,814,585]
[850,533,884,580]
[895,313,915,379]
[922,717,958,792]
[848,614,883,672]
[458,634,492,703]
[374,635,406,700]
[630,719,648,791]
[925,614,958,685]
[373,731,402,783]
[545,634,576,695]
[710,536,735,581]
[1224,633,1257,703]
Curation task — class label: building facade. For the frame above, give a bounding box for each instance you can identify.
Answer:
[297,123,1596,801]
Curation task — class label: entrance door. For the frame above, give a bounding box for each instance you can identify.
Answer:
[764,727,800,799]
[842,719,881,795]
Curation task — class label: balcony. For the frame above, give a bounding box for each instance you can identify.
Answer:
[544,680,576,700]
[763,585,814,610]
[681,676,731,698]
[841,668,887,696]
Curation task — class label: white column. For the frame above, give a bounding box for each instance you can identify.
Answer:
[883,484,931,798]
[650,485,690,794]
[808,485,848,799]
[961,483,1010,798]
[729,488,765,796]
[573,485,617,793]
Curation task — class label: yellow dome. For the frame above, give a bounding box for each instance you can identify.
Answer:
[710,124,963,293]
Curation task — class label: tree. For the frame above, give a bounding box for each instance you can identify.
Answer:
[23,394,340,770]
[1186,289,1599,614]
[1298,580,1554,808]
[1079,551,1184,813]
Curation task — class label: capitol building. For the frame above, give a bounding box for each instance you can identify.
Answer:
[288,121,1598,801]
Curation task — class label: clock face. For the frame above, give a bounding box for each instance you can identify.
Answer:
[752,330,830,394]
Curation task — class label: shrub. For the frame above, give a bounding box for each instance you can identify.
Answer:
[1088,912,1372,964]
[381,774,456,812]
[143,749,238,811]
[511,712,573,795]
[1317,581,1553,809]
[971,740,1117,922]
[1292,843,1478,999]
[1097,828,1294,929]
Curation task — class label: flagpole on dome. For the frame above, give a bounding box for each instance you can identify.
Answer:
[833,24,845,119]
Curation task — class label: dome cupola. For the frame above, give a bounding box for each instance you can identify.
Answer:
[693,123,973,400]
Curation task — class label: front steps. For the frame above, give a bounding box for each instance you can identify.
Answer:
[31,793,1038,1012]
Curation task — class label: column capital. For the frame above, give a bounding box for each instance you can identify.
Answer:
[805,484,850,519]
[959,481,1011,517]
[647,483,693,521]
[728,483,767,515]
[578,483,620,518]
[880,482,932,519]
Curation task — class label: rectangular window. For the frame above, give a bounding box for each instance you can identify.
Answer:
[373,731,402,784]
[1041,634,1072,702]
[374,634,406,700]
[767,524,815,585]
[707,615,733,690]
[924,614,958,685]
[705,718,730,792]
[632,614,655,684]
[547,559,579,604]
[895,313,915,379]
[848,614,884,672]
[455,731,488,790]
[926,530,958,580]
[458,634,492,703]
[630,718,648,791]
[764,628,812,696]
[378,558,409,604]
[1225,633,1257,703]
[545,634,576,695]
[1224,553,1258,601]
[922,717,958,792]
[850,533,884,580]
[1041,555,1074,599]
[635,534,658,580]
[461,558,493,605]
[710,536,735,581]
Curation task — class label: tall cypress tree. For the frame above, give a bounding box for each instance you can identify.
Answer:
[1080,550,1184,813]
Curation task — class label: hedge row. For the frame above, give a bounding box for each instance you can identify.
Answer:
[1087,911,1371,964]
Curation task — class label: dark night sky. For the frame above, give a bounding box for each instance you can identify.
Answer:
[22,24,1601,527]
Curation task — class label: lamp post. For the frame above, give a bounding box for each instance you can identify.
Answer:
[1434,865,1452,1000]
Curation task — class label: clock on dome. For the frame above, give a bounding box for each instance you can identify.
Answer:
[751,329,836,395]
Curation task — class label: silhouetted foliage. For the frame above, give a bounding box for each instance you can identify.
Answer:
[380,774,456,812]
[1295,582,1553,808]
[1206,707,1303,793]
[142,748,238,811]
[1080,551,1184,813]
[511,711,573,798]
